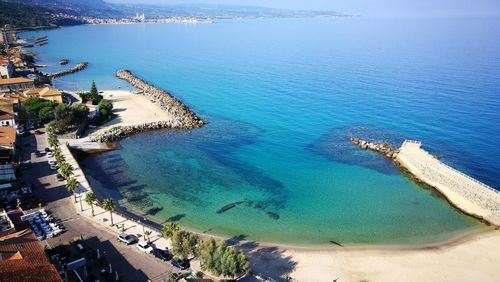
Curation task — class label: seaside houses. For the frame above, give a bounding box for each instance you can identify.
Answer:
[0,211,63,282]
[0,56,14,79]
[0,127,16,162]
[0,77,34,92]
[0,111,15,127]
[23,87,63,103]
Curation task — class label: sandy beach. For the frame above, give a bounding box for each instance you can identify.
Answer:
[74,88,500,281]
[87,89,172,136]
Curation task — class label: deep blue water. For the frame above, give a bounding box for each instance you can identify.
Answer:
[24,17,500,244]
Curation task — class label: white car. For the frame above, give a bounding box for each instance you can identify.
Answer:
[47,151,54,157]
[117,233,136,245]
[136,242,154,253]
[50,165,58,170]
[48,159,56,165]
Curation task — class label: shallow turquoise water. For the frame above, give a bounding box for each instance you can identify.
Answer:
[24,17,500,245]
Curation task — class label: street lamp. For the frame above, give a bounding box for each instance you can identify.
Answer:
[79,191,83,212]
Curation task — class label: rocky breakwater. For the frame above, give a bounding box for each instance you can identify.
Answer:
[116,69,205,128]
[43,62,88,78]
[350,137,399,159]
[90,120,185,143]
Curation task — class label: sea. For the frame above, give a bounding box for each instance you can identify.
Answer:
[23,16,500,245]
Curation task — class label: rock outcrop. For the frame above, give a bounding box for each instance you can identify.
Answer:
[116,69,205,129]
[350,137,399,159]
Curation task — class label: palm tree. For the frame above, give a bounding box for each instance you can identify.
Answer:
[85,193,97,216]
[102,198,115,226]
[66,177,78,203]
[144,230,152,243]
[48,134,59,148]
[59,162,74,179]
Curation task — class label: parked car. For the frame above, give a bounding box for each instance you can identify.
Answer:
[48,160,56,165]
[47,151,54,157]
[117,233,136,245]
[136,241,154,254]
[34,130,43,135]
[34,151,43,157]
[45,147,51,153]
[153,248,172,261]
[171,258,189,270]
[50,165,58,170]
[56,174,65,181]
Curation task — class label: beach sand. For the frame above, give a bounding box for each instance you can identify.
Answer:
[243,229,500,282]
[88,89,172,136]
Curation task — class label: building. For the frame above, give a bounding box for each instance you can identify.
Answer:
[0,111,15,127]
[23,87,63,103]
[0,127,16,162]
[0,227,63,282]
[0,78,35,92]
[0,56,14,79]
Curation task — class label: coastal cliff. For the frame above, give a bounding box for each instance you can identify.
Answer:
[115,69,205,128]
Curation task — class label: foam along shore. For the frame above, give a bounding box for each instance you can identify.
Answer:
[352,138,500,226]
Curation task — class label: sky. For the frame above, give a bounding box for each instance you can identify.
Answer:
[107,0,500,17]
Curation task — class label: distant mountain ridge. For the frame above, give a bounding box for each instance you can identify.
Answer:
[0,0,349,30]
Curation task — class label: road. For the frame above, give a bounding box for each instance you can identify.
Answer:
[20,130,176,282]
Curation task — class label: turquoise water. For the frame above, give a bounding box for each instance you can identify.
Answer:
[24,17,500,245]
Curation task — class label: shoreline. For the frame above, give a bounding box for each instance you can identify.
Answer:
[79,149,492,249]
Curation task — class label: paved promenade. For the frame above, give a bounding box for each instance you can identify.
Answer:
[396,140,500,225]
[59,144,212,278]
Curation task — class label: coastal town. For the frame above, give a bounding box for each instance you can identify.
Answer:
[0,31,251,282]
[2,2,500,282]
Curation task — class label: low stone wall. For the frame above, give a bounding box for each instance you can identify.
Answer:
[116,69,205,129]
[90,120,184,143]
[42,62,88,78]
[350,137,399,159]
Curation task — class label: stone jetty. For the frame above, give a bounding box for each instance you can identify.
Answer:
[42,62,88,78]
[116,69,205,129]
[350,137,399,159]
[90,121,185,143]
[351,137,500,226]
[396,140,500,226]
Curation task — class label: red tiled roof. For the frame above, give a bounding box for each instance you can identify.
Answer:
[0,112,14,120]
[0,126,16,146]
[0,229,63,282]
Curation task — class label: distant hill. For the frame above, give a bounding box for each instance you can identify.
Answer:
[0,0,349,30]
[2,0,123,18]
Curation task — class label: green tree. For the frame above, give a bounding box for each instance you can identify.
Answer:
[171,230,199,260]
[66,177,78,203]
[54,103,71,121]
[85,192,97,216]
[48,134,59,148]
[90,80,98,96]
[199,238,250,278]
[144,230,152,243]
[70,103,89,125]
[59,162,74,179]
[22,97,57,119]
[98,99,113,117]
[162,222,180,239]
[102,198,115,226]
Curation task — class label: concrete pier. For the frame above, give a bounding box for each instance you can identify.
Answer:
[396,140,500,226]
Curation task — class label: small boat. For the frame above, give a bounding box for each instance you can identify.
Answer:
[59,59,69,65]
